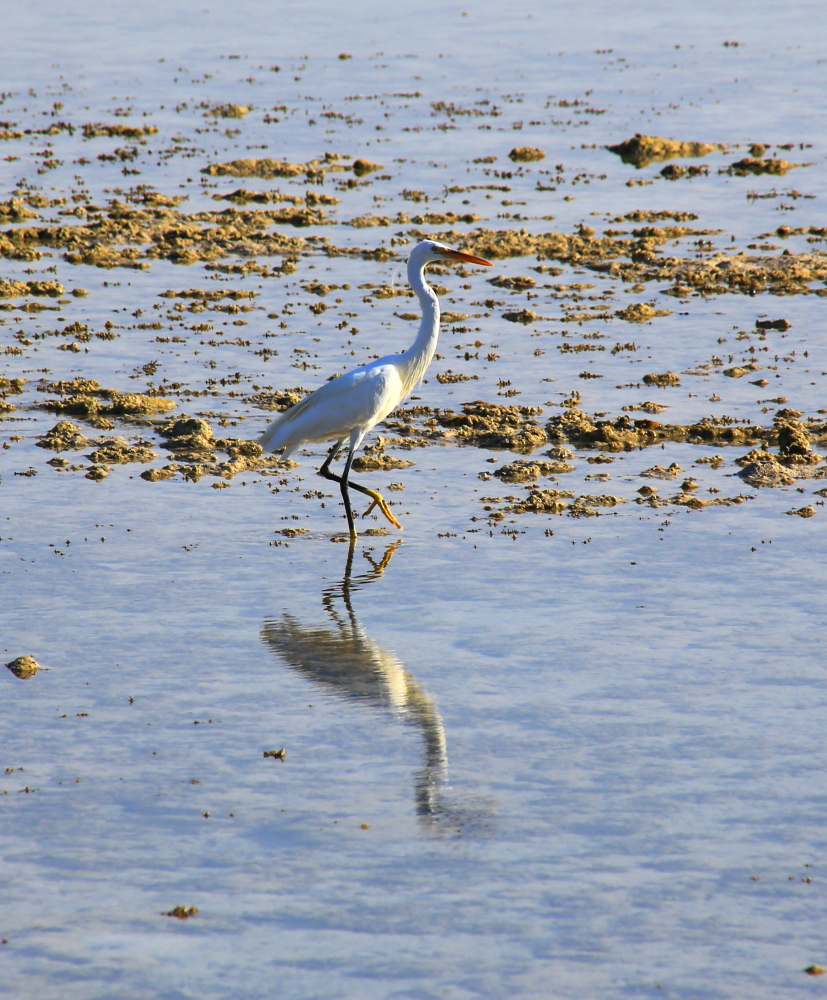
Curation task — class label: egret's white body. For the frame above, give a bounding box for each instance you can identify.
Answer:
[259,355,407,461]
[259,240,492,538]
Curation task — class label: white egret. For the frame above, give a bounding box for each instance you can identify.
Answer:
[259,239,493,539]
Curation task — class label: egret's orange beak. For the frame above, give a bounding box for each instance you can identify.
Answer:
[439,247,493,267]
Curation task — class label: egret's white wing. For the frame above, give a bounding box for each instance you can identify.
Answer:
[259,359,405,454]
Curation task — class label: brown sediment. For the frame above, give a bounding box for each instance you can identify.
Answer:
[203,104,250,118]
[203,402,827,485]
[435,400,547,453]
[616,303,671,322]
[410,211,481,225]
[0,278,29,297]
[83,123,158,138]
[159,287,259,301]
[38,379,176,418]
[607,134,723,168]
[505,489,574,514]
[140,465,180,482]
[404,223,827,298]
[640,463,684,479]
[504,483,753,518]
[567,494,627,516]
[351,454,414,472]
[352,158,382,176]
[245,387,308,411]
[214,189,340,211]
[543,404,827,459]
[787,505,816,517]
[509,147,545,162]
[5,655,41,679]
[346,211,480,228]
[0,277,64,297]
[88,438,157,464]
[347,215,391,229]
[152,419,297,481]
[502,308,537,324]
[735,448,774,467]
[724,157,805,176]
[436,370,478,384]
[737,459,797,487]
[493,459,574,482]
[776,412,823,465]
[3,200,824,296]
[159,418,218,461]
[26,280,64,296]
[2,197,309,269]
[488,275,536,290]
[131,191,187,208]
[0,199,39,223]
[622,401,668,413]
[202,158,306,178]
[210,441,295,479]
[643,372,681,386]
[610,211,700,223]
[660,164,708,179]
[660,491,753,509]
[36,421,94,451]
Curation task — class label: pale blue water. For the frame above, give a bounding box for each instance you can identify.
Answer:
[2,2,827,997]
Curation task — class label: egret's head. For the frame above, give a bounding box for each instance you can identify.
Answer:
[410,239,492,268]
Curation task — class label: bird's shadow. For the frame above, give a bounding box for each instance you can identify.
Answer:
[261,541,491,833]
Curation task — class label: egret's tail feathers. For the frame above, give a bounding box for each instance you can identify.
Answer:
[260,410,304,456]
[258,414,286,453]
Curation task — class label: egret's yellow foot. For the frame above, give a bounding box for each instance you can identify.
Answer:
[362,492,402,529]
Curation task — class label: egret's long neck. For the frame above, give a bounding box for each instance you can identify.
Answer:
[398,255,440,393]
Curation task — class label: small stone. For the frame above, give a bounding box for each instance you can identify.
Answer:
[787,505,815,518]
[738,459,796,488]
[642,371,681,386]
[508,146,545,162]
[640,463,684,480]
[6,655,41,679]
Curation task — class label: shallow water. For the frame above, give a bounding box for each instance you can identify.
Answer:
[2,2,827,998]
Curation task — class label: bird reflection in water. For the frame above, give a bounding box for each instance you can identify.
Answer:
[261,542,455,827]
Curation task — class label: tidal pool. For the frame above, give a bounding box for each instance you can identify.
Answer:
[2,2,827,997]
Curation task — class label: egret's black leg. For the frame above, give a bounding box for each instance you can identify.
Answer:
[318,440,344,480]
[318,441,402,532]
[339,446,358,540]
